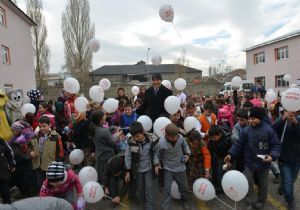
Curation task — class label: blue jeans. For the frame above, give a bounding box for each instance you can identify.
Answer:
[279,161,300,204]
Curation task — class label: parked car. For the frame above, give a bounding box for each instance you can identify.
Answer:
[219,80,254,95]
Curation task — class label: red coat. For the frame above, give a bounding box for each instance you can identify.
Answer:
[40,169,83,197]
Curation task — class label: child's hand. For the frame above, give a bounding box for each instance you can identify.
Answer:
[183,155,189,162]
[155,165,162,175]
[112,196,120,204]
[105,187,109,195]
[30,151,37,158]
[90,153,95,159]
[125,172,130,183]
[204,169,211,179]
[224,155,231,163]
[10,167,15,173]
[262,155,273,163]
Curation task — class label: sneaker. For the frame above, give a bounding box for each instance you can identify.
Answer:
[273,175,281,184]
[252,201,265,209]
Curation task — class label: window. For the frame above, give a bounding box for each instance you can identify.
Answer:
[254,52,265,64]
[0,7,6,26]
[255,77,265,87]
[275,46,288,60]
[275,75,289,87]
[1,45,11,64]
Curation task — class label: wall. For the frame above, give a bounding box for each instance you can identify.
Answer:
[246,36,300,93]
[0,2,36,92]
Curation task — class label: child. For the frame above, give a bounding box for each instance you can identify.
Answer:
[272,111,300,210]
[120,102,138,135]
[184,101,200,119]
[225,107,281,209]
[134,98,144,116]
[89,111,122,184]
[35,101,56,129]
[155,123,191,210]
[28,116,64,187]
[186,129,211,190]
[231,108,249,172]
[9,120,34,145]
[207,125,232,194]
[0,137,15,204]
[40,161,85,209]
[199,101,217,143]
[216,99,234,130]
[170,110,185,135]
[125,122,159,209]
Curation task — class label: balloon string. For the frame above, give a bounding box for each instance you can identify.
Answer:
[235,202,237,210]
[215,197,235,210]
[280,121,287,143]
[105,195,128,208]
[172,22,182,39]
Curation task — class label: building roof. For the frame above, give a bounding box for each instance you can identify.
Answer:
[2,0,36,26]
[92,61,202,76]
[243,29,300,52]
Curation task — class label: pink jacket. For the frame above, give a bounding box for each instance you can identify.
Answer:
[40,170,83,197]
[250,98,262,107]
[217,105,234,129]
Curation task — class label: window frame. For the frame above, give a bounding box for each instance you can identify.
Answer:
[275,75,289,87]
[253,52,265,64]
[254,76,266,87]
[0,6,7,27]
[1,45,11,64]
[275,46,288,61]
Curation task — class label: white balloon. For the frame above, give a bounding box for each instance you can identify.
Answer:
[283,74,291,82]
[221,170,249,202]
[159,4,174,22]
[99,78,111,91]
[151,55,162,65]
[281,88,300,112]
[69,149,84,165]
[137,115,153,132]
[21,103,36,117]
[153,117,171,138]
[171,181,181,199]
[162,80,172,90]
[231,76,242,88]
[103,98,119,113]
[193,178,216,201]
[164,96,180,114]
[89,86,104,103]
[131,86,140,96]
[79,166,98,186]
[74,97,89,113]
[63,77,80,94]
[265,90,277,103]
[88,38,100,53]
[174,78,187,91]
[183,117,201,133]
[83,181,104,203]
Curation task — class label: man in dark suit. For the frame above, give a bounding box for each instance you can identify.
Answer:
[141,73,173,122]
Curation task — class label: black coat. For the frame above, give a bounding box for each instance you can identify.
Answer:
[141,85,173,122]
[0,139,15,180]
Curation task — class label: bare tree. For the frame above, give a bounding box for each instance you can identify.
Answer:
[61,0,95,88]
[174,49,188,78]
[27,0,50,90]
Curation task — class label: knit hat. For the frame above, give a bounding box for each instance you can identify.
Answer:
[11,120,30,131]
[74,112,85,123]
[28,89,43,102]
[248,107,266,120]
[46,161,65,182]
[109,156,124,175]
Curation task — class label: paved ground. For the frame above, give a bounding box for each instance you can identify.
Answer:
[85,172,300,210]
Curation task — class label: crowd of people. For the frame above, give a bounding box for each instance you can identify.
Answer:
[0,73,299,210]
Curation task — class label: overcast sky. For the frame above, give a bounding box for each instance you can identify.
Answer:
[17,0,300,75]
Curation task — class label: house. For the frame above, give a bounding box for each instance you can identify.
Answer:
[244,30,300,92]
[0,0,36,92]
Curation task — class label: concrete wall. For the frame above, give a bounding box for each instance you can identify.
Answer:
[0,2,36,92]
[246,36,300,92]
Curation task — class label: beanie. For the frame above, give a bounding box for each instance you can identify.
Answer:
[248,107,266,120]
[46,161,65,182]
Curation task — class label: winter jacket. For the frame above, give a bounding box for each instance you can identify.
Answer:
[199,113,217,142]
[40,169,82,197]
[187,139,211,170]
[73,119,91,149]
[125,133,159,174]
[156,134,191,172]
[272,116,300,162]
[217,105,234,129]
[0,139,15,180]
[103,153,126,189]
[120,112,138,134]
[91,125,116,161]
[141,85,173,122]
[28,130,64,171]
[229,122,281,170]
[207,129,233,160]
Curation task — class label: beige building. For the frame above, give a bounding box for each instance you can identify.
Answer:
[244,30,300,93]
[0,0,36,92]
